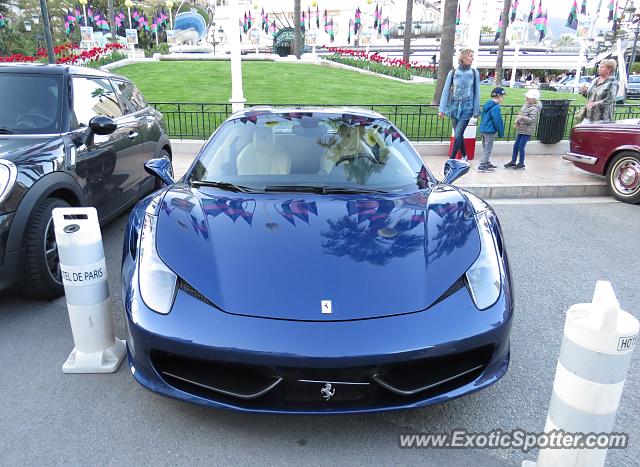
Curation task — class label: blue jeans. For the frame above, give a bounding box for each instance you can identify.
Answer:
[449,116,471,159]
[511,134,531,165]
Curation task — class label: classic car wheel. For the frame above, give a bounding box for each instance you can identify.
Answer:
[606,151,640,204]
[18,198,70,300]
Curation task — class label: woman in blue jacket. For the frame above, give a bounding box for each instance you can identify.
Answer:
[478,87,506,171]
[438,49,481,160]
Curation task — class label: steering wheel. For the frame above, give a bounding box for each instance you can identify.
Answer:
[16,111,52,129]
[335,151,380,166]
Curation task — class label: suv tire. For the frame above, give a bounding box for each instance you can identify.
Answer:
[18,198,70,300]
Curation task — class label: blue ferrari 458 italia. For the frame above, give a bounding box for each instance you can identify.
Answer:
[121,107,513,414]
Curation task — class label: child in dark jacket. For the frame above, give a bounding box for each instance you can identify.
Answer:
[478,87,506,172]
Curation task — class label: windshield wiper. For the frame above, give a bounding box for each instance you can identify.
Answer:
[191,180,259,193]
[264,185,389,194]
[0,128,13,135]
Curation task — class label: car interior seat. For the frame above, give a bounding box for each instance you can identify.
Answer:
[236,126,291,175]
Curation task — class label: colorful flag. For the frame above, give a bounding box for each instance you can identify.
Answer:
[528,0,535,21]
[308,6,311,29]
[348,18,352,44]
[264,13,269,33]
[247,10,252,30]
[495,13,502,42]
[378,7,383,33]
[534,4,547,41]
[323,9,328,32]
[316,5,320,29]
[374,4,379,30]
[301,11,305,34]
[243,12,248,33]
[354,7,361,34]
[261,7,265,31]
[511,0,519,23]
[456,3,461,25]
[608,0,615,21]
[0,13,5,29]
[327,18,334,42]
[269,20,277,37]
[382,17,390,42]
[467,0,472,15]
[581,0,588,14]
[566,0,578,29]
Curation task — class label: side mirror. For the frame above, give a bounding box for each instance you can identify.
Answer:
[442,159,470,185]
[145,158,175,186]
[74,116,117,147]
[89,116,117,135]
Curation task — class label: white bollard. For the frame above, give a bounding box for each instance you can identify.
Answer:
[524,281,638,467]
[52,207,126,373]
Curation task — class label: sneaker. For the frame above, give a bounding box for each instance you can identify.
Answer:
[462,156,468,161]
[514,163,525,170]
[477,164,489,172]
[504,161,517,168]
[486,163,497,170]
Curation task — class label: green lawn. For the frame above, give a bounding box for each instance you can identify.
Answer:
[115,61,587,106]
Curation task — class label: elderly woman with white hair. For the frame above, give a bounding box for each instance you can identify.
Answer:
[583,59,619,124]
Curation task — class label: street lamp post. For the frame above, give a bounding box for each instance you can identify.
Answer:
[629,13,640,74]
[79,0,88,26]
[38,0,55,64]
[125,0,133,29]
[166,1,174,30]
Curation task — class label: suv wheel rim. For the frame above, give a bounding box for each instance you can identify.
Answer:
[44,216,62,284]
[612,158,640,196]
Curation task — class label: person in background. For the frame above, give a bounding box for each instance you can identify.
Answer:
[583,59,619,123]
[478,87,506,172]
[438,49,481,160]
[504,89,542,170]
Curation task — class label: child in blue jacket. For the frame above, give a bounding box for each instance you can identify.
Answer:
[478,87,506,172]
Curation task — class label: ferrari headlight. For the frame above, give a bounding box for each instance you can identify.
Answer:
[465,211,501,310]
[0,159,17,205]
[138,213,177,314]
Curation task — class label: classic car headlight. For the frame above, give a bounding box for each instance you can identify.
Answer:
[466,211,501,310]
[138,213,177,314]
[0,159,17,205]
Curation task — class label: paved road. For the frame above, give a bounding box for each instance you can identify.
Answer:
[1,198,638,466]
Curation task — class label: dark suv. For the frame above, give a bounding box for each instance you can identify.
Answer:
[0,64,171,299]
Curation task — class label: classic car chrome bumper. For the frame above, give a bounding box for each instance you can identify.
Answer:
[563,152,598,165]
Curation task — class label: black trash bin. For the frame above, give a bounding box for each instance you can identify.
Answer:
[536,99,573,144]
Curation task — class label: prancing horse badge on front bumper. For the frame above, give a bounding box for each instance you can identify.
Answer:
[321,300,332,314]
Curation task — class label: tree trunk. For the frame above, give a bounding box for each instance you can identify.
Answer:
[107,0,116,43]
[402,0,413,64]
[293,0,302,58]
[494,0,512,86]
[432,0,457,105]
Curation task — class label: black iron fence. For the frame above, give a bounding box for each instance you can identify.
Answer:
[149,102,640,142]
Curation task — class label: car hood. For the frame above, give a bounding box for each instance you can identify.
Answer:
[155,184,481,321]
[0,136,59,162]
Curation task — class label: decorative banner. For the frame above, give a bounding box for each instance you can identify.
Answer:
[581,0,588,15]
[166,29,176,44]
[382,17,390,42]
[125,28,139,45]
[511,0,519,23]
[361,29,372,46]
[528,0,535,22]
[510,19,525,42]
[495,13,502,42]
[354,7,361,34]
[608,0,615,21]
[577,17,592,38]
[306,30,317,46]
[456,2,461,25]
[374,4,379,30]
[250,28,260,45]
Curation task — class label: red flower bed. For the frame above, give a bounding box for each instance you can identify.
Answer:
[323,46,435,78]
[0,42,125,65]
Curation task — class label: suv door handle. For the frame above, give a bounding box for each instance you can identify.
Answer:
[128,131,139,140]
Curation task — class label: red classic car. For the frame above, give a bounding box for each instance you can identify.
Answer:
[564,119,640,204]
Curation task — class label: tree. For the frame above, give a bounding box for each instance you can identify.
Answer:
[293,0,301,58]
[494,0,511,86]
[481,25,494,34]
[432,0,457,105]
[402,0,413,64]
[556,34,578,48]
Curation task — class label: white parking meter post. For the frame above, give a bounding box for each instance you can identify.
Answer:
[52,207,126,373]
[523,281,638,467]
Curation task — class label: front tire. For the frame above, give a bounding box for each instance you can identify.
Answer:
[606,151,640,204]
[18,198,70,300]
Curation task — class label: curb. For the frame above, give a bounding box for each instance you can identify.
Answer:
[461,182,607,199]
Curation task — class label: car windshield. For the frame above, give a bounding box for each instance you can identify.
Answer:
[188,111,431,192]
[0,74,63,134]
[629,76,640,83]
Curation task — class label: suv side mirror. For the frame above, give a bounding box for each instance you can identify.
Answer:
[74,116,117,147]
[89,116,117,135]
[442,159,470,184]
[144,158,175,186]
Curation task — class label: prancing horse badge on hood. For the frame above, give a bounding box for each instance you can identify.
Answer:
[321,300,332,314]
